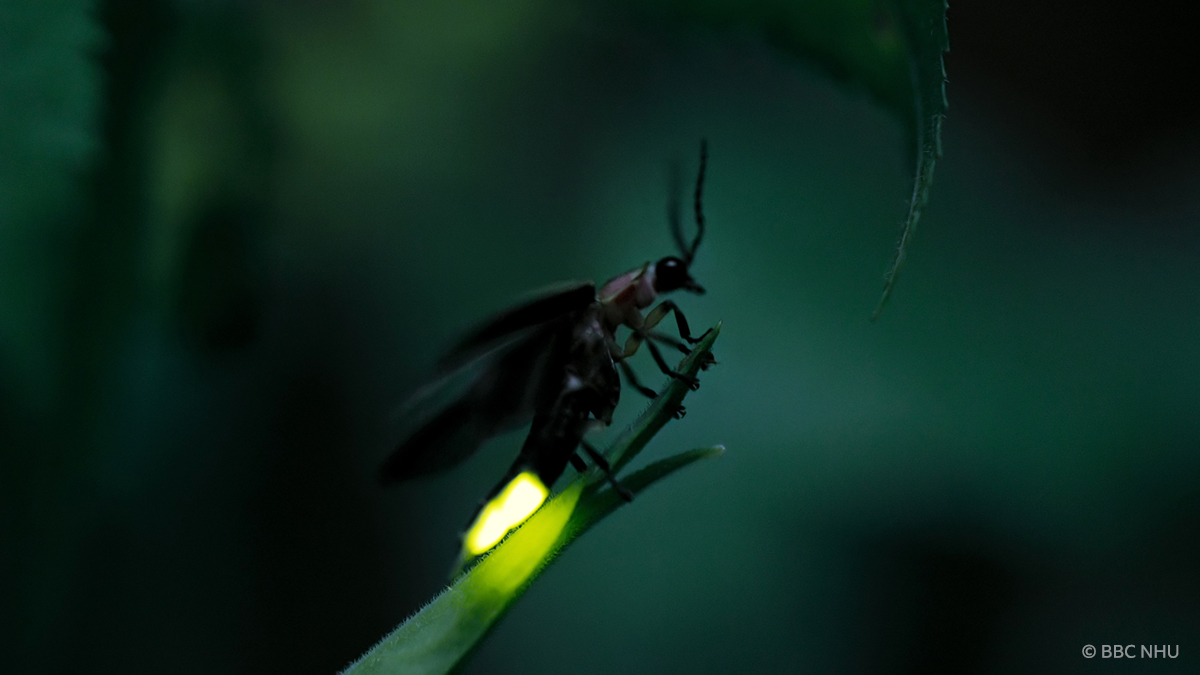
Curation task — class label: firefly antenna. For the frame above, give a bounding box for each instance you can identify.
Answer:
[668,161,687,257]
[688,140,708,264]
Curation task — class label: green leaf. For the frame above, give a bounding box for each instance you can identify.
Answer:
[346,482,585,675]
[634,0,949,317]
[874,0,949,319]
[343,324,723,675]
[0,0,104,404]
[566,446,726,541]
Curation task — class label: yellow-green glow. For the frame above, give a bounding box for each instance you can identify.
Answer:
[465,472,548,555]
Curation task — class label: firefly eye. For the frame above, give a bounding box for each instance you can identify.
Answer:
[654,256,689,292]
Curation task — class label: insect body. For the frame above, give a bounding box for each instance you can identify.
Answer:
[382,142,711,555]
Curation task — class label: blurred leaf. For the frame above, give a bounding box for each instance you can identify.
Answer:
[173,200,264,352]
[141,17,274,354]
[0,1,102,223]
[635,0,949,316]
[343,325,723,675]
[0,0,103,405]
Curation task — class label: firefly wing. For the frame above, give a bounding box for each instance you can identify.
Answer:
[435,281,596,373]
[380,313,578,485]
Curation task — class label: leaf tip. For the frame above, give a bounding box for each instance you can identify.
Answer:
[870,284,894,322]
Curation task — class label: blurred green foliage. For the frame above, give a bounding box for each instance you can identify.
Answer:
[0,0,101,406]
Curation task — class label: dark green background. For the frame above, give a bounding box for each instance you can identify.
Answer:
[3,1,1198,673]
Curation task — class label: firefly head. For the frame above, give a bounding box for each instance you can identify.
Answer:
[653,256,705,295]
[664,140,708,295]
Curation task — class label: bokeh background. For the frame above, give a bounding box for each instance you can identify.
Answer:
[4,1,1199,673]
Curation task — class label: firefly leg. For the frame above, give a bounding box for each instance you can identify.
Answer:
[619,360,687,417]
[643,300,706,344]
[644,337,700,390]
[619,359,659,399]
[580,440,633,502]
[648,330,691,356]
[569,453,587,472]
[650,331,715,371]
[622,326,700,389]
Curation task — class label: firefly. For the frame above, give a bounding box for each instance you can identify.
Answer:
[382,142,713,555]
